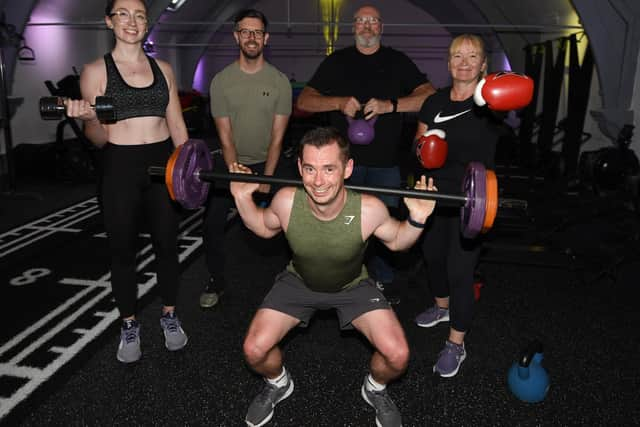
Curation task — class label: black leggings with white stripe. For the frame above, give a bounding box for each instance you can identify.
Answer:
[101,139,180,318]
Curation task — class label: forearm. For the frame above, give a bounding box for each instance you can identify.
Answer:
[263,141,282,176]
[167,119,189,147]
[165,91,189,147]
[264,119,287,175]
[296,87,345,113]
[214,117,237,167]
[398,83,436,113]
[83,120,108,147]
[386,219,426,251]
[221,144,238,168]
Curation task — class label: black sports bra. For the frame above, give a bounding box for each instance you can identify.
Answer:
[103,53,169,121]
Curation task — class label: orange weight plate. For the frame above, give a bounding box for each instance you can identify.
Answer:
[482,169,498,233]
[165,144,183,201]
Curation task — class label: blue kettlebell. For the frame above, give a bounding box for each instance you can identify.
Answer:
[507,340,549,403]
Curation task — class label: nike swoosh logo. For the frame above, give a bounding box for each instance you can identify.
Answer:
[433,109,471,123]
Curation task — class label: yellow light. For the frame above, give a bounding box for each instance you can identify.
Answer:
[320,0,342,55]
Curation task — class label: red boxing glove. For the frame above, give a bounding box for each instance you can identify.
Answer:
[474,71,534,111]
[416,129,448,169]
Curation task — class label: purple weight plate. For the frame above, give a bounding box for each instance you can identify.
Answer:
[460,162,486,238]
[172,139,212,209]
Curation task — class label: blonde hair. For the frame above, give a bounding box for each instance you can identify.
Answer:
[449,34,488,78]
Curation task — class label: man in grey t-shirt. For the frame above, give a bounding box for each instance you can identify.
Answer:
[200,8,292,308]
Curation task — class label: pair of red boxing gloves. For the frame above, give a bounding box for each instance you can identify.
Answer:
[416,71,533,169]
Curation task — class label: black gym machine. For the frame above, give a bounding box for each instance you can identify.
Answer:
[0,12,34,197]
[484,32,640,281]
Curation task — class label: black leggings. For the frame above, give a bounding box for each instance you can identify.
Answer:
[101,140,179,318]
[421,207,482,332]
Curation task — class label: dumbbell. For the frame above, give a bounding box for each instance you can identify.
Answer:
[39,96,116,122]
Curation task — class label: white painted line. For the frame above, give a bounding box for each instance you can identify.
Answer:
[0,206,101,258]
[0,364,42,378]
[0,200,204,420]
[0,277,111,357]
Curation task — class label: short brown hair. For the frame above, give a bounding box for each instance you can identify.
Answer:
[298,127,350,165]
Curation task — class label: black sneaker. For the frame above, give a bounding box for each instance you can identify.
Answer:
[245,376,294,427]
[199,277,224,308]
[361,377,402,427]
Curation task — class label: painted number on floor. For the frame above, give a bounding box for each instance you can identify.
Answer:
[10,268,52,286]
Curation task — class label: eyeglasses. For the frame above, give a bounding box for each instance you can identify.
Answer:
[109,10,148,25]
[354,16,381,25]
[236,28,266,39]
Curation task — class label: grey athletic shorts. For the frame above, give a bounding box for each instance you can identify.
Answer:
[260,270,391,330]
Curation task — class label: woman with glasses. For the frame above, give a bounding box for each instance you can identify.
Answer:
[64,0,189,364]
[413,34,503,378]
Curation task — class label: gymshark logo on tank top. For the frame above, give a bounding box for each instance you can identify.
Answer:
[433,109,471,123]
[344,215,355,225]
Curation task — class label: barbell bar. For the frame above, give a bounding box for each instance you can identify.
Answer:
[147,139,521,238]
[39,96,117,122]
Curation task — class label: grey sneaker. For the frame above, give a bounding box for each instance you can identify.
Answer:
[245,376,294,427]
[361,379,402,427]
[160,311,188,351]
[117,319,141,363]
[415,305,449,328]
[433,340,466,378]
[199,278,224,308]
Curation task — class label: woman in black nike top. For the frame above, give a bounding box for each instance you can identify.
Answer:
[65,0,189,363]
[413,34,502,377]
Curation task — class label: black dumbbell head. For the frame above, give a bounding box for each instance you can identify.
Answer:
[39,97,65,120]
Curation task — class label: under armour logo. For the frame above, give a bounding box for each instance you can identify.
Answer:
[344,215,355,225]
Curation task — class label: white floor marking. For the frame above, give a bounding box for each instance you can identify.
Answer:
[0,202,204,419]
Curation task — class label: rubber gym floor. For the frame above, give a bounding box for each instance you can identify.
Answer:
[1,160,639,426]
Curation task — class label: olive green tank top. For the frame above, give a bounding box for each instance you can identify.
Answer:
[285,188,369,292]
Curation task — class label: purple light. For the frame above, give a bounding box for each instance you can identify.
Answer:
[24,8,68,65]
[192,57,207,93]
[498,52,512,72]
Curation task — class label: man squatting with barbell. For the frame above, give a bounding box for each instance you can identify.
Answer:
[229,127,436,427]
[150,35,531,426]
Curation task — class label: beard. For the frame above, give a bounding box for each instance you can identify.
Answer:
[240,41,263,60]
[355,33,380,48]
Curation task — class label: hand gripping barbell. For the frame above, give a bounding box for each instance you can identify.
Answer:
[148,139,521,238]
[39,96,117,122]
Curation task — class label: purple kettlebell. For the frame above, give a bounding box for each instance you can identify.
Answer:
[346,116,377,145]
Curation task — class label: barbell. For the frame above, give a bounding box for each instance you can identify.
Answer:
[39,96,117,122]
[148,139,514,238]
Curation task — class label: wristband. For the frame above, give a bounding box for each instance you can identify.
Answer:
[390,98,398,113]
[407,216,426,228]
